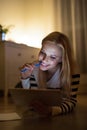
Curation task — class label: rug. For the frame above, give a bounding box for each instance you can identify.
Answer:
[0,112,21,121]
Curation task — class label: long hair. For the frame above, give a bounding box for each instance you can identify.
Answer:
[38,32,76,96]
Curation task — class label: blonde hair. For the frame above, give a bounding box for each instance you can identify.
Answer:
[38,32,76,96]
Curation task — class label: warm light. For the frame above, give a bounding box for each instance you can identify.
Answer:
[6,30,44,48]
[4,0,55,49]
[0,0,55,48]
[5,25,53,48]
[5,26,54,48]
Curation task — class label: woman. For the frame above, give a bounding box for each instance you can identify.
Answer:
[20,31,80,116]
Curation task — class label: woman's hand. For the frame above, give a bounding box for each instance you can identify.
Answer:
[31,100,52,116]
[20,63,35,79]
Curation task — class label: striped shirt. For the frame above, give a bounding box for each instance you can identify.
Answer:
[51,74,80,115]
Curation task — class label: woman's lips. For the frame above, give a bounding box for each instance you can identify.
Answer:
[41,62,48,67]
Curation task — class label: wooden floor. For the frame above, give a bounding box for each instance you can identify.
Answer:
[0,96,16,113]
[0,94,87,130]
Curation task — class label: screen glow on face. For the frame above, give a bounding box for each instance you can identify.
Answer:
[38,42,62,71]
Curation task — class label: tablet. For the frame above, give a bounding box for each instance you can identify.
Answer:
[9,88,62,107]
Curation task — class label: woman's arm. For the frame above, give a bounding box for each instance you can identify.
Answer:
[51,73,80,116]
[21,74,38,89]
[21,78,30,89]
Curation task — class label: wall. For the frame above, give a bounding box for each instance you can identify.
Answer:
[0,0,55,48]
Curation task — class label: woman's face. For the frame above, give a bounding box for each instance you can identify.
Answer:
[38,41,62,72]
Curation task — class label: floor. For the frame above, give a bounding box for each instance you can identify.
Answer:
[0,94,87,130]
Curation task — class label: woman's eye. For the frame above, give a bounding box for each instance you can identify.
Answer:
[40,51,45,55]
[50,57,56,60]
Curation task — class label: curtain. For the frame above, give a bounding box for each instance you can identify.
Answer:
[53,0,87,73]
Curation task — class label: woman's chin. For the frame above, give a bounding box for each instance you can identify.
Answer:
[40,66,48,71]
